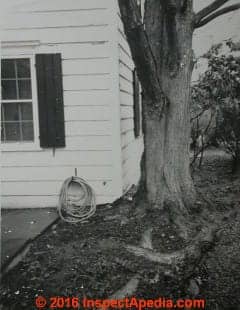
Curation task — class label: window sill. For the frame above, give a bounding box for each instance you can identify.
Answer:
[1,141,42,152]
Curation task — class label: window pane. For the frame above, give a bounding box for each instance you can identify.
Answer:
[1,59,16,78]
[22,122,34,140]
[18,80,32,99]
[4,122,20,141]
[1,80,17,99]
[17,59,31,78]
[20,102,33,120]
[2,102,19,121]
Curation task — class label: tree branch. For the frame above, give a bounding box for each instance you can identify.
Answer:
[194,0,230,25]
[118,0,166,115]
[195,3,240,28]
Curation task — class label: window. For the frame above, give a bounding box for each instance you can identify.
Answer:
[1,58,34,142]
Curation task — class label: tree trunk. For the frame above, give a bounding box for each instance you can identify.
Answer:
[118,1,197,216]
[142,91,195,214]
[138,1,196,215]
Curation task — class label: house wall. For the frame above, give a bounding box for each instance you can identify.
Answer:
[117,12,144,193]
[1,0,123,208]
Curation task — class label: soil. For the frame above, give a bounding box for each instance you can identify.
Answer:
[1,149,240,310]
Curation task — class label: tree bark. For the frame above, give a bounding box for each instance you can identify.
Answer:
[142,90,195,214]
[136,1,196,215]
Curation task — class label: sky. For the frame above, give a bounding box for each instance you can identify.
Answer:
[193,0,240,79]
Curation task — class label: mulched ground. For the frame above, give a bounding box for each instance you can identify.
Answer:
[1,150,240,310]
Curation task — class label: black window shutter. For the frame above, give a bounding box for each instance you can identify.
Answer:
[133,68,141,138]
[35,53,65,148]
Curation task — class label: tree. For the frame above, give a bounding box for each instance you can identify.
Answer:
[118,0,240,220]
[98,1,240,299]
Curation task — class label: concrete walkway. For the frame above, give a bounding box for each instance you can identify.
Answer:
[1,208,58,271]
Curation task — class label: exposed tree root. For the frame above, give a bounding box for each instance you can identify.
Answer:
[140,228,153,249]
[99,220,219,300]
[109,274,140,299]
[101,227,155,301]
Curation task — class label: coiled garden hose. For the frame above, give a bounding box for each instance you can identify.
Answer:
[58,176,96,223]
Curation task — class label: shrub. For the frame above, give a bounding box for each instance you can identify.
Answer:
[191,41,240,173]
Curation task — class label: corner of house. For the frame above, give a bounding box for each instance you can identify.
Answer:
[108,0,124,200]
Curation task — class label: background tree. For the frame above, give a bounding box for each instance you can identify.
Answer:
[191,40,240,172]
[118,0,240,221]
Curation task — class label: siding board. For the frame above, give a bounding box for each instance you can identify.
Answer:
[63,58,110,75]
[3,27,110,44]
[65,106,110,121]
[120,91,134,107]
[64,90,111,106]
[13,0,111,12]
[120,76,133,95]
[2,166,112,181]
[65,136,112,150]
[63,75,110,91]
[2,150,112,167]
[1,43,109,59]
[5,10,110,29]
[61,44,110,59]
[66,121,111,136]
[121,119,134,134]
[119,62,133,83]
[120,106,134,120]
[2,180,113,196]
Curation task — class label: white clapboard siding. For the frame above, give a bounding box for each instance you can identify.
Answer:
[119,62,133,83]
[119,45,134,70]
[122,139,143,174]
[120,91,134,107]
[2,180,113,196]
[119,76,133,95]
[117,12,124,33]
[12,0,111,12]
[2,195,114,208]
[120,106,134,120]
[121,131,135,149]
[2,166,112,181]
[1,0,140,208]
[118,31,132,59]
[2,150,112,167]
[121,137,143,190]
[118,13,143,192]
[2,26,110,44]
[65,136,112,151]
[1,42,110,59]
[65,120,111,136]
[63,75,110,91]
[62,58,110,75]
[120,119,134,134]
[122,140,141,163]
[64,106,110,122]
[5,10,110,29]
[61,43,110,59]
[63,90,111,107]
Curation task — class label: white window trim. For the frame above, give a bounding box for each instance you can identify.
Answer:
[1,54,42,151]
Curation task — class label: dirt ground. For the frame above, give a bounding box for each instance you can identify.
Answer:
[1,149,240,310]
